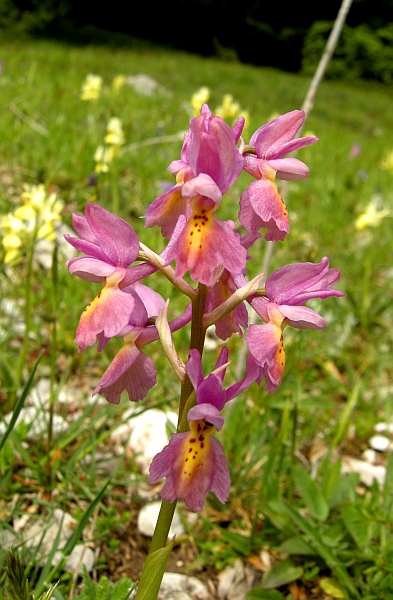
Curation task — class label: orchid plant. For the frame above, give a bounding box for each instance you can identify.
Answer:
[65,105,344,598]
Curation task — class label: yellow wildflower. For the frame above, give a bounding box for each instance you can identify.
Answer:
[380,151,393,172]
[94,145,116,173]
[112,75,126,93]
[215,94,241,120]
[104,117,125,147]
[80,74,103,101]
[0,185,63,264]
[190,87,210,116]
[355,195,390,230]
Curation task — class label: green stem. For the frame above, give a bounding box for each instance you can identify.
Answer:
[178,283,208,424]
[111,160,120,215]
[136,284,208,599]
[147,500,178,555]
[46,242,59,488]
[14,237,36,397]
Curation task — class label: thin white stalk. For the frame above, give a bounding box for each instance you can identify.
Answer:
[235,0,353,378]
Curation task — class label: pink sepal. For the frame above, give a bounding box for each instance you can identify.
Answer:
[75,284,135,352]
[239,179,290,241]
[94,345,157,404]
[67,257,116,282]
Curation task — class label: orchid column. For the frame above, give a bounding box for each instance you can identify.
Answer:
[65,104,343,600]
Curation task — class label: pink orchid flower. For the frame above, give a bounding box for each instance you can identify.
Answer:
[149,349,261,511]
[94,285,192,404]
[239,110,318,241]
[163,174,247,286]
[65,203,142,352]
[246,257,344,393]
[144,104,244,238]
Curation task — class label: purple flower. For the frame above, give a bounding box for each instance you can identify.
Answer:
[239,110,318,241]
[94,285,192,404]
[149,349,260,511]
[163,174,247,286]
[145,104,244,242]
[246,257,344,393]
[65,204,141,352]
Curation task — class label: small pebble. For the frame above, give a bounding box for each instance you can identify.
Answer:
[137,502,185,538]
[369,434,390,452]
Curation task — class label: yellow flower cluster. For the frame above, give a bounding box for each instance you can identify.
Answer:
[1,184,64,264]
[355,195,390,231]
[190,87,211,116]
[112,75,126,93]
[215,94,249,127]
[94,117,125,173]
[190,87,248,128]
[380,151,393,173]
[80,74,103,101]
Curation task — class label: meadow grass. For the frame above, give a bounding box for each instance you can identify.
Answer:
[0,36,393,599]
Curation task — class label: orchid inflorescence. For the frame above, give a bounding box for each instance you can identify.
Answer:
[65,105,344,513]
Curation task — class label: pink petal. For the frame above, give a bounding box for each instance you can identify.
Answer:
[182,174,222,207]
[246,323,285,394]
[86,204,139,267]
[186,349,204,390]
[279,305,327,330]
[239,179,290,241]
[188,403,225,430]
[265,257,343,305]
[94,347,157,404]
[144,184,192,238]
[72,213,99,244]
[250,111,304,158]
[67,257,116,282]
[64,234,109,263]
[75,282,135,352]
[267,158,310,181]
[187,107,244,194]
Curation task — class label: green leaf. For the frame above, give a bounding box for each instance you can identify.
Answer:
[134,540,174,600]
[246,589,285,600]
[341,505,371,549]
[263,500,292,532]
[322,460,342,501]
[0,351,42,453]
[319,577,346,598]
[282,502,359,599]
[262,559,303,589]
[277,537,315,555]
[220,530,251,556]
[332,381,360,448]
[292,466,329,521]
[327,473,360,510]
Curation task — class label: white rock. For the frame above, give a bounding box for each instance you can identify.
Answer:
[61,544,95,574]
[159,572,211,600]
[362,448,377,464]
[0,406,67,439]
[374,421,393,434]
[369,434,390,452]
[22,509,95,574]
[217,559,256,600]
[374,422,388,433]
[29,378,51,408]
[137,502,185,538]
[341,457,386,486]
[126,74,169,96]
[110,408,177,474]
[35,224,77,270]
